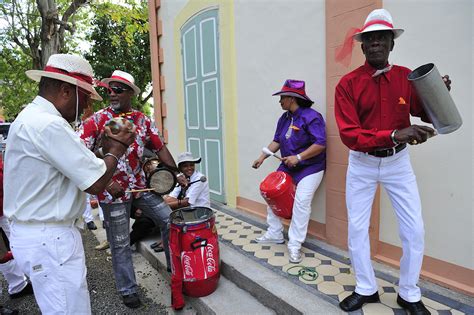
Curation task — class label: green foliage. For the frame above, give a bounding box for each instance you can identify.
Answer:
[0,0,152,119]
[85,1,152,112]
[0,0,92,119]
[0,49,37,120]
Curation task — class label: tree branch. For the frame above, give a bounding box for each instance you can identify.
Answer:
[142,90,153,104]
[62,0,87,24]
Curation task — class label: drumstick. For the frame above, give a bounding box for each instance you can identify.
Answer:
[125,188,156,193]
[262,147,282,160]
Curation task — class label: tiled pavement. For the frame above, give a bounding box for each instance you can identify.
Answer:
[213,206,473,315]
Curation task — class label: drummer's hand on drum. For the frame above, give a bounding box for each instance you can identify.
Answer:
[394,125,436,145]
[442,75,451,91]
[252,156,266,169]
[106,181,125,199]
[282,155,299,168]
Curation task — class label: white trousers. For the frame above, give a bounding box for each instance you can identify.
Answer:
[83,194,104,222]
[10,222,91,314]
[0,217,28,295]
[346,148,424,302]
[266,171,324,251]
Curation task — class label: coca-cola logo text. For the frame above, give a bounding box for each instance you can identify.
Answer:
[205,244,217,273]
[182,254,194,277]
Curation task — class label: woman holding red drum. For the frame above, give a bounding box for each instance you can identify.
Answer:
[252,79,326,263]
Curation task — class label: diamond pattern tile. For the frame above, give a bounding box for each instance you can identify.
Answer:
[213,209,467,315]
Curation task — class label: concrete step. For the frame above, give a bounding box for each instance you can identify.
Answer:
[137,239,276,315]
[137,203,473,315]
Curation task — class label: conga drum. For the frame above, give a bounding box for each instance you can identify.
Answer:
[169,207,220,309]
[260,171,296,219]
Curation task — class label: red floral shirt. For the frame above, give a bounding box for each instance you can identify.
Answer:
[79,107,163,203]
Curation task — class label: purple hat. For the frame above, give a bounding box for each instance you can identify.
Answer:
[272,79,313,104]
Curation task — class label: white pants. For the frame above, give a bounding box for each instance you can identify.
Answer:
[266,171,324,251]
[346,148,424,302]
[0,217,28,295]
[83,194,103,223]
[10,221,91,314]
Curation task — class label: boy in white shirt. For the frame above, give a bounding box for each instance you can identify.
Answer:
[165,152,210,209]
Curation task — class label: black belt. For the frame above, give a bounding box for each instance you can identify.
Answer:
[367,143,406,158]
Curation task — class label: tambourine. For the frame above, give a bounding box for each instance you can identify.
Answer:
[126,166,177,195]
[147,167,177,195]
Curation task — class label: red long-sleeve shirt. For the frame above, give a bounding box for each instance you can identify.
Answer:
[334,62,430,152]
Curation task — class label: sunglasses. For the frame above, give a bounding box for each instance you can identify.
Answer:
[108,86,130,95]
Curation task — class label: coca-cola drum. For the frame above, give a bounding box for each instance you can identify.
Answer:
[169,207,220,302]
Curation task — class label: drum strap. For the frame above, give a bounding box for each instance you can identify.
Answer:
[177,186,189,200]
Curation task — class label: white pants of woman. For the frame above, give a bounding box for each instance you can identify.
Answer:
[265,171,324,251]
[346,148,424,302]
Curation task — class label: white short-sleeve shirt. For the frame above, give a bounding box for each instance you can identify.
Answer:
[4,96,106,222]
[169,170,210,207]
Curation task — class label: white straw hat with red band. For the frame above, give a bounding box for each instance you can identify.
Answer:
[102,70,141,95]
[353,9,404,42]
[25,54,102,101]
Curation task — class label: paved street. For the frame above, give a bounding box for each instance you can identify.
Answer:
[0,226,193,314]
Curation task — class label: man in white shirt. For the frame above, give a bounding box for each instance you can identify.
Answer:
[165,152,210,209]
[3,54,135,314]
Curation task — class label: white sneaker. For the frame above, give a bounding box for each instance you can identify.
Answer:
[289,248,302,263]
[255,233,285,244]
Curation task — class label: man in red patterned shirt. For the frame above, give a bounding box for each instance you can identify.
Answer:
[80,70,186,309]
[335,9,450,315]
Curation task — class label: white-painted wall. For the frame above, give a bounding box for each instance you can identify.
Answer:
[383,0,473,269]
[158,0,188,157]
[234,0,327,223]
[159,0,327,223]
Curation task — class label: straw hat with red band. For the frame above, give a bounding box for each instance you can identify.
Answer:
[272,79,314,104]
[102,70,141,95]
[25,54,102,101]
[353,9,404,42]
[335,9,404,67]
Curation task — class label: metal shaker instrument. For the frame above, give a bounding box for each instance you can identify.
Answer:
[408,63,462,134]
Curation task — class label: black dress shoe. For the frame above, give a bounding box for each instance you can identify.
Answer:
[87,221,97,230]
[0,306,19,315]
[397,295,431,315]
[339,291,380,311]
[9,282,33,299]
[150,242,161,249]
[122,293,141,309]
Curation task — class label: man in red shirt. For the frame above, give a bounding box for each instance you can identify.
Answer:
[335,9,450,314]
[80,70,187,308]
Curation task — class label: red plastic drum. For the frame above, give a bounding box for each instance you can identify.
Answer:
[260,171,296,219]
[169,207,220,309]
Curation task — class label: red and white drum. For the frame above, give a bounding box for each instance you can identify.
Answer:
[169,207,220,309]
[260,171,296,219]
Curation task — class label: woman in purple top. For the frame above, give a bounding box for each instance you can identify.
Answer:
[252,79,326,263]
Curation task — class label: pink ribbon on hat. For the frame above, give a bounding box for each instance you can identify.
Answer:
[335,19,394,67]
[44,66,93,85]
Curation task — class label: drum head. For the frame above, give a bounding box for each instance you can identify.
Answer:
[147,167,177,195]
[142,158,161,178]
[170,206,214,225]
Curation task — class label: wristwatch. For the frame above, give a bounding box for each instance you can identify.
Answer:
[296,154,302,162]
